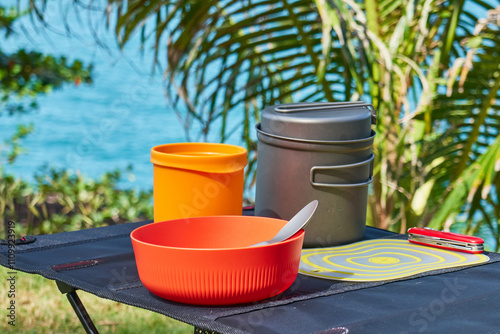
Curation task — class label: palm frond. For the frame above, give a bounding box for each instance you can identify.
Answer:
[26,0,500,248]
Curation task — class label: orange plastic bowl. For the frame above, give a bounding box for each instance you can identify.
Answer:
[130,216,304,305]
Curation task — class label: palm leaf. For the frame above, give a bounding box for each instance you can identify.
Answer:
[27,0,500,248]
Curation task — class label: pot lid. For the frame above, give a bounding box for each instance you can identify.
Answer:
[260,102,376,141]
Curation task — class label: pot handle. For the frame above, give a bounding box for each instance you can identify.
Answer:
[310,176,374,188]
[275,102,377,124]
[310,154,374,188]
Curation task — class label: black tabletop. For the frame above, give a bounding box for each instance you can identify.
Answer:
[1,221,499,334]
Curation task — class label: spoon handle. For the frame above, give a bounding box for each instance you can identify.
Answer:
[249,200,318,247]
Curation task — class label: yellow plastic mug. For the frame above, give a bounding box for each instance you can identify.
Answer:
[151,143,248,222]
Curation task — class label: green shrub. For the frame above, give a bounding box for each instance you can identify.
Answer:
[0,168,153,238]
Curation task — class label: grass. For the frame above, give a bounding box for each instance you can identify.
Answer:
[0,268,193,333]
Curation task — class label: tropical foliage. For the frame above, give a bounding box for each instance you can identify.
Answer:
[0,166,153,238]
[0,125,153,239]
[0,6,153,238]
[1,6,92,115]
[29,0,500,251]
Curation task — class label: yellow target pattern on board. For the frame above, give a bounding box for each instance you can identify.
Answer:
[299,239,489,282]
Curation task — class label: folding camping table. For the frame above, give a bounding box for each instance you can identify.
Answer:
[1,217,500,334]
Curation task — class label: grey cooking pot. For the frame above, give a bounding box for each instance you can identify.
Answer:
[254,102,376,247]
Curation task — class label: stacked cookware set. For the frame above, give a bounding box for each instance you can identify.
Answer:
[255,102,376,247]
[131,101,377,305]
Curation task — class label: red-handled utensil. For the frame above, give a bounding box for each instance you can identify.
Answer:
[408,227,484,253]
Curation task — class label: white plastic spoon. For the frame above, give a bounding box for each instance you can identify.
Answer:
[250,200,318,247]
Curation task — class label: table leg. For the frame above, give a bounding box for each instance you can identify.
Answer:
[56,281,99,334]
[56,281,220,334]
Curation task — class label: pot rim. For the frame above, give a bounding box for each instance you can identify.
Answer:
[256,123,376,145]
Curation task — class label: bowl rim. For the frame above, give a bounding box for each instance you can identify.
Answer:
[130,215,305,251]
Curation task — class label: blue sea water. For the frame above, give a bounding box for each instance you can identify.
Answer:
[1,2,245,192]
